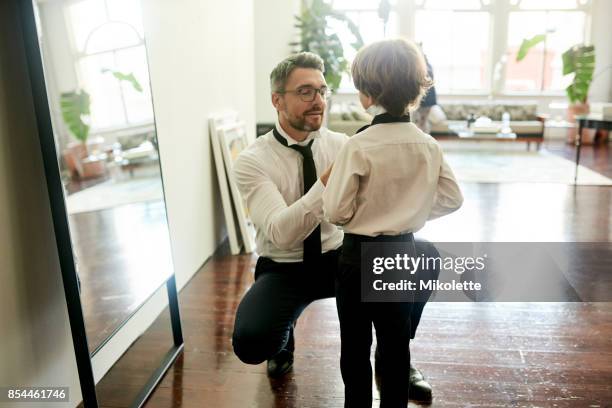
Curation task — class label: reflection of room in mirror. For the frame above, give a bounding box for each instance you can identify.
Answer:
[34,0,174,355]
[36,0,157,191]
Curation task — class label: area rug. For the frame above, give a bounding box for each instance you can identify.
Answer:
[442,145,612,185]
[66,177,164,214]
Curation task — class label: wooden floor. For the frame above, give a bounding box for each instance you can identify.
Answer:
[545,139,612,178]
[94,143,612,407]
[70,200,173,354]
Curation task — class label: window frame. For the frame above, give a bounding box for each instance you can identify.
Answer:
[331,0,593,97]
[63,0,153,132]
[502,4,590,95]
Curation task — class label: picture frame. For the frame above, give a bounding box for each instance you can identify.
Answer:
[217,121,256,253]
[209,113,242,255]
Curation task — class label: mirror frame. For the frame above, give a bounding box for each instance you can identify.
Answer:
[18,1,184,406]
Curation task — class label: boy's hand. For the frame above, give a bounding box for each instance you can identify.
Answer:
[320,163,334,186]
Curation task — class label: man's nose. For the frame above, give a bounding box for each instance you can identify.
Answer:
[312,90,326,107]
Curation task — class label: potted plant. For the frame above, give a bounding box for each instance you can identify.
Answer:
[291,0,364,92]
[60,89,93,179]
[60,70,143,179]
[516,36,595,142]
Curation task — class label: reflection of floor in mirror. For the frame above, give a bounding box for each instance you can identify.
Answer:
[66,175,163,214]
[92,144,612,407]
[65,160,161,195]
[65,173,110,195]
[70,200,173,354]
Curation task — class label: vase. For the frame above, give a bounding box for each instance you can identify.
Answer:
[566,102,595,145]
[62,142,88,180]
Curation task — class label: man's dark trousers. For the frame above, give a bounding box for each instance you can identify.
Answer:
[232,249,340,364]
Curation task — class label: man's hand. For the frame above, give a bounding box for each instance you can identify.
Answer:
[320,163,334,186]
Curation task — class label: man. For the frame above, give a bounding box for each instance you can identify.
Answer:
[231,52,433,402]
[414,45,437,133]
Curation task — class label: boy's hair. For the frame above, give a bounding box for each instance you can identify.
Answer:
[270,52,325,93]
[351,38,433,117]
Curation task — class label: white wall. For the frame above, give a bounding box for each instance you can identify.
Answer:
[590,0,612,103]
[0,0,82,405]
[95,0,259,390]
[254,0,301,124]
[142,0,256,288]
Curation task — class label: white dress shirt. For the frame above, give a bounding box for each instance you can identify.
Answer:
[233,122,348,262]
[323,114,463,236]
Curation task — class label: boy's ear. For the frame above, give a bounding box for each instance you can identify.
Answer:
[359,91,376,110]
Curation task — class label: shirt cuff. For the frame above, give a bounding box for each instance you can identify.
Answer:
[301,179,325,219]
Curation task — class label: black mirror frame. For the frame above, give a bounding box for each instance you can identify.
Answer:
[17,1,184,406]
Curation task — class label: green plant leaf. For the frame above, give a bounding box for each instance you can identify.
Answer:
[516,34,546,62]
[562,45,595,103]
[101,69,143,92]
[292,0,363,92]
[60,90,90,143]
[517,35,596,104]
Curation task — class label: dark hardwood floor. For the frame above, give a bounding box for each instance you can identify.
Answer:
[545,139,612,178]
[92,143,612,407]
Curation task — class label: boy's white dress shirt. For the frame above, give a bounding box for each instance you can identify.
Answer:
[323,116,463,236]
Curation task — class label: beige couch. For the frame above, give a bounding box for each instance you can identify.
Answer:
[429,101,545,138]
[327,101,373,136]
[328,100,545,139]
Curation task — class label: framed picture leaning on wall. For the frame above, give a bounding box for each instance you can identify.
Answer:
[209,113,242,255]
[217,121,256,254]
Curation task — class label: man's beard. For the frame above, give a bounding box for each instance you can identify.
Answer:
[288,110,323,132]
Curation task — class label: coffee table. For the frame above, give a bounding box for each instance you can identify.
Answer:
[435,124,542,151]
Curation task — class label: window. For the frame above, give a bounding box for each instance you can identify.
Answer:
[504,3,588,92]
[414,1,492,92]
[329,0,399,91]
[66,0,153,130]
[328,0,591,95]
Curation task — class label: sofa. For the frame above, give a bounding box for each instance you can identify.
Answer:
[429,101,545,138]
[327,102,374,136]
[328,100,545,140]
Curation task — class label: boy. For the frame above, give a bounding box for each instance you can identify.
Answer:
[322,39,463,407]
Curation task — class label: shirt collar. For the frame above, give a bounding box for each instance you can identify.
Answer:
[366,104,387,117]
[275,119,321,147]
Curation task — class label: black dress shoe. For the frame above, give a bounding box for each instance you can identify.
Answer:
[409,364,432,403]
[374,348,432,403]
[267,349,294,378]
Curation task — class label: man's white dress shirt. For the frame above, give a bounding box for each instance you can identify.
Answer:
[233,123,348,262]
[323,117,463,236]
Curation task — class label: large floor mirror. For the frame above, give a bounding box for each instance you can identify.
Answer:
[19,0,183,406]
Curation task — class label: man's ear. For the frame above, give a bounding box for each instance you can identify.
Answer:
[271,93,284,111]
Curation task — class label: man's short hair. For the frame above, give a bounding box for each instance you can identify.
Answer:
[351,38,433,117]
[270,52,325,93]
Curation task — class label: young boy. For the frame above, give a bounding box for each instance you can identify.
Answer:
[322,39,463,407]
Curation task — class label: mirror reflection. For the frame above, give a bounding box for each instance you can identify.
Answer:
[34,0,173,354]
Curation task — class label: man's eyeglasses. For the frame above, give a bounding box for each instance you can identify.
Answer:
[280,87,332,102]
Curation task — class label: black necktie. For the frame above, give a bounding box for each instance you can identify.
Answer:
[272,128,322,265]
[356,111,411,134]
